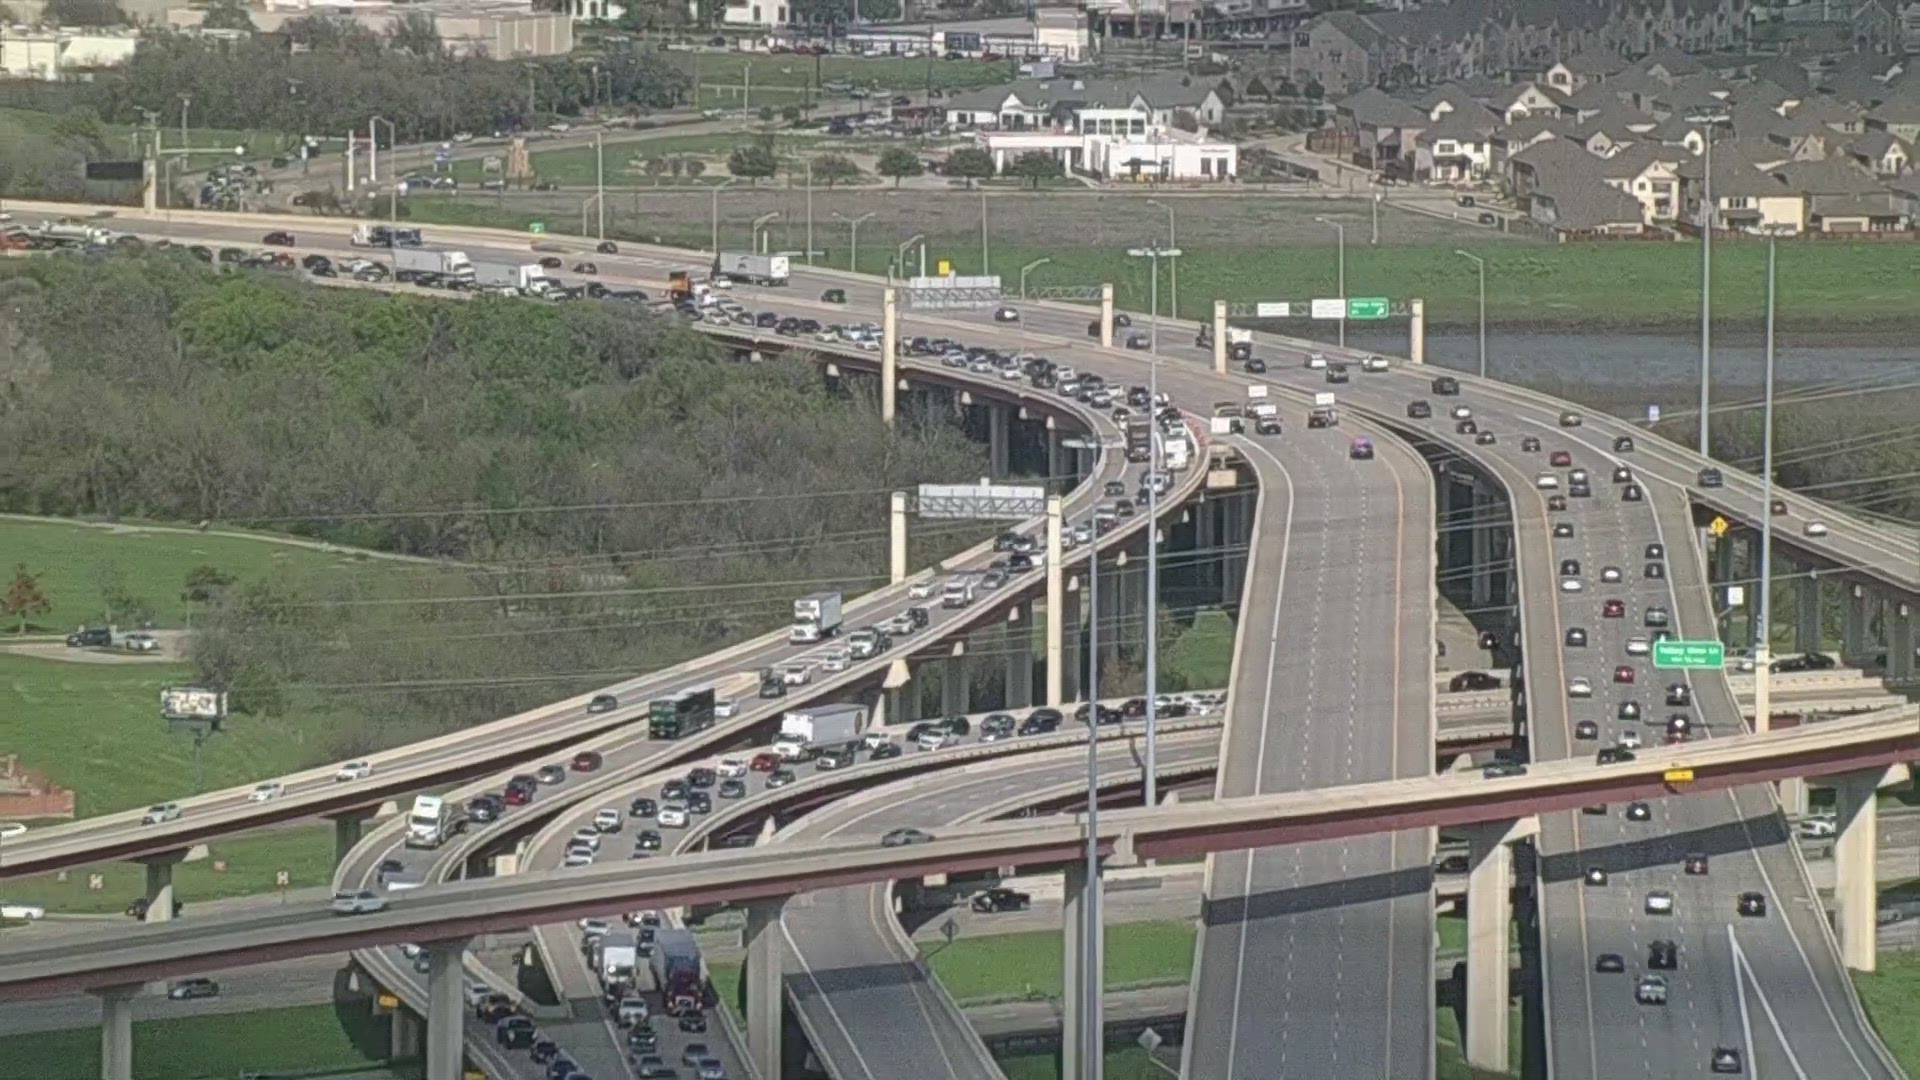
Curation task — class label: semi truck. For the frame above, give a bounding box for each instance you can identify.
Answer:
[404,794,461,849]
[349,224,423,248]
[790,591,844,643]
[29,221,114,245]
[650,928,704,1015]
[473,262,556,296]
[714,252,790,286]
[775,703,868,759]
[648,687,716,739]
[1196,324,1254,360]
[596,929,640,981]
[392,247,472,280]
[1125,417,1153,463]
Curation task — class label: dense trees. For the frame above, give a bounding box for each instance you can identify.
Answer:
[727,143,778,182]
[44,0,125,24]
[811,153,860,187]
[946,146,996,187]
[875,146,924,187]
[0,254,988,748]
[1006,150,1064,189]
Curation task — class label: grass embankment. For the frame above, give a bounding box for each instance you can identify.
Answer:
[1435,1003,1524,1080]
[1855,951,1920,1075]
[995,1047,1186,1079]
[393,192,1919,330]
[0,1004,396,1080]
[1,821,337,914]
[1161,609,1235,690]
[446,130,959,187]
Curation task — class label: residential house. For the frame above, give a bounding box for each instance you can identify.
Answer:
[1845,130,1913,176]
[1865,96,1920,143]
[1413,108,1498,181]
[1481,82,1566,124]
[1544,50,1629,94]
[1677,149,1806,232]
[1505,136,1603,198]
[1528,179,1648,236]
[1594,143,1688,221]
[1333,86,1429,170]
[1806,193,1908,231]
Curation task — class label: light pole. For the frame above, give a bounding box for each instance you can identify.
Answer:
[1084,517,1104,1080]
[179,96,191,158]
[1454,250,1486,379]
[368,116,394,186]
[594,129,605,240]
[805,158,815,266]
[710,177,738,255]
[1018,256,1051,299]
[1146,198,1177,317]
[1754,238,1778,736]
[1371,188,1382,245]
[1126,245,1178,811]
[751,211,780,254]
[1688,112,1729,458]
[980,189,990,275]
[895,233,925,280]
[832,211,875,272]
[1316,216,1347,347]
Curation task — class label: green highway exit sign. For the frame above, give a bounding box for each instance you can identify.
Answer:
[1653,639,1725,669]
[1347,297,1390,320]
[528,222,547,234]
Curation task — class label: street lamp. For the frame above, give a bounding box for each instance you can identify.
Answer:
[980,189,990,275]
[710,177,738,255]
[1126,244,1179,812]
[1454,250,1487,379]
[751,211,781,254]
[1018,256,1051,300]
[368,116,394,185]
[1754,237,1779,740]
[178,95,191,157]
[1316,216,1347,347]
[593,130,605,240]
[1145,198,1177,317]
[1687,112,1730,459]
[832,211,875,272]
[895,233,925,280]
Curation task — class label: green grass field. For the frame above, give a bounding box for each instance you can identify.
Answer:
[1855,951,1920,1076]
[925,920,1196,1003]
[0,654,349,819]
[0,1003,395,1080]
[1161,608,1235,691]
[1,823,337,914]
[0,107,298,164]
[1436,1003,1523,1080]
[667,51,1023,96]
[0,517,409,633]
[996,1046,1185,1079]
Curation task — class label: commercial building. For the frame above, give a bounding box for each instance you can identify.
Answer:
[164,0,573,57]
[0,26,138,79]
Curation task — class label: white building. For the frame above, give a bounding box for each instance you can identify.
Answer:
[981,123,1236,181]
[720,0,789,29]
[0,26,138,80]
[166,0,573,56]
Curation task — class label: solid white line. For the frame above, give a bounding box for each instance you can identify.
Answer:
[1220,436,1297,1079]
[1729,925,1762,1080]
[1729,924,1812,1080]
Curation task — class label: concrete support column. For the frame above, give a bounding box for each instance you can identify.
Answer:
[881,288,898,426]
[988,404,1011,479]
[744,899,786,1080]
[1470,514,1495,609]
[1463,817,1535,1075]
[1047,421,1068,489]
[138,853,183,924]
[1211,300,1227,375]
[1046,495,1065,707]
[1062,859,1098,1080]
[1099,283,1114,349]
[890,491,908,586]
[1888,603,1914,681]
[940,656,970,717]
[424,938,469,1080]
[1006,602,1034,709]
[1834,772,1881,972]
[97,985,138,1080]
[1409,298,1426,364]
[1795,574,1822,656]
[390,1007,421,1062]
[330,809,375,869]
[1841,586,1871,665]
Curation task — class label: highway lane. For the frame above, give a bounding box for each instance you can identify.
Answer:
[773,730,1224,1080]
[1182,421,1434,1079]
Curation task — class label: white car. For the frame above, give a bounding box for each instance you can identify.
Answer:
[1804,521,1829,537]
[1305,353,1328,369]
[1560,578,1584,593]
[908,581,938,599]
[1535,472,1560,490]
[0,822,25,840]
[1644,890,1675,915]
[142,803,182,825]
[592,808,622,833]
[916,730,951,751]
[1626,637,1651,656]
[1600,566,1623,583]
[331,889,387,915]
[247,781,284,803]
[571,827,602,851]
[820,650,851,673]
[658,804,690,828]
[780,664,813,686]
[715,700,738,720]
[124,632,159,652]
[1568,677,1593,698]
[334,761,374,782]
[578,917,611,937]
[1451,405,1472,420]
[1362,355,1389,372]
[617,996,651,1025]
[1799,817,1837,838]
[1618,729,1643,749]
[0,901,47,921]
[564,846,596,867]
[717,757,748,779]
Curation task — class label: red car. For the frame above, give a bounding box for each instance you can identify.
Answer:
[1550,450,1574,467]
[571,751,603,773]
[1603,599,1627,618]
[749,751,782,772]
[503,786,532,806]
[1613,665,1636,684]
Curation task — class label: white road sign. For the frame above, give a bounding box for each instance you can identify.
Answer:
[1310,298,1347,320]
[1255,302,1291,318]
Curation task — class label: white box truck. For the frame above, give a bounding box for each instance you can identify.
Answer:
[775,703,868,759]
[473,262,555,296]
[1308,392,1339,429]
[596,929,640,980]
[790,591,844,643]
[404,794,460,849]
[1162,434,1193,472]
[393,248,472,279]
[715,252,790,286]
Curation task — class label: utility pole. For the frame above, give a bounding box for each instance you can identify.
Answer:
[595,130,606,241]
[1126,246,1178,810]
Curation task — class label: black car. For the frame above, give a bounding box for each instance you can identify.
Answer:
[1698,467,1724,487]
[1566,627,1588,647]
[1622,483,1643,502]
[467,795,504,822]
[718,778,747,799]
[1711,1047,1743,1074]
[1245,356,1267,373]
[662,780,689,802]
[1521,436,1541,452]
[1648,939,1678,969]
[687,767,716,789]
[1738,892,1767,917]
[497,1020,536,1049]
[971,887,1031,913]
[1666,683,1692,706]
[1432,376,1460,395]
[597,240,619,254]
[678,1012,709,1033]
[1595,953,1626,973]
[1448,670,1501,692]
[1646,542,1666,560]
[629,796,657,818]
[1597,746,1637,765]
[532,1038,561,1063]
[588,693,619,713]
[1614,436,1636,452]
[1407,400,1433,419]
[635,829,662,851]
[686,791,712,815]
[1482,761,1527,779]
[1019,708,1063,736]
[765,768,796,788]
[66,627,112,648]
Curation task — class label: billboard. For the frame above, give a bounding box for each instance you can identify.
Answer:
[918,481,1046,521]
[162,686,228,723]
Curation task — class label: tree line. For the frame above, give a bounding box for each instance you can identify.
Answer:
[0,254,988,753]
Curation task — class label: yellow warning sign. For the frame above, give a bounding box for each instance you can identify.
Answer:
[937,259,952,276]
[1663,768,1695,783]
[1709,516,1729,537]
[376,992,399,1010]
